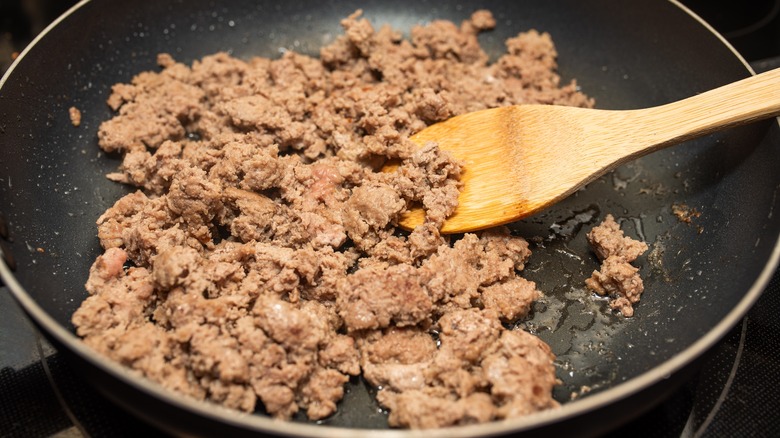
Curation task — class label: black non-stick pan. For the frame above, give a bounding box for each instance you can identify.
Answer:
[1,0,779,436]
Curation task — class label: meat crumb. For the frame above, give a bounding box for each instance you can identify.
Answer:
[672,203,701,224]
[73,9,595,428]
[585,214,649,317]
[69,106,82,127]
[672,203,704,233]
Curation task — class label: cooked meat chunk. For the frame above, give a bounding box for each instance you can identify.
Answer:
[337,264,432,331]
[586,256,644,317]
[481,278,540,322]
[482,329,559,417]
[376,309,558,428]
[359,327,438,392]
[587,214,648,262]
[585,214,649,317]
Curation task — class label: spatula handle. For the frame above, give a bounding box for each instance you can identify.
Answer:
[641,68,780,146]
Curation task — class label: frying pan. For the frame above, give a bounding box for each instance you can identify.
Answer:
[1,0,779,436]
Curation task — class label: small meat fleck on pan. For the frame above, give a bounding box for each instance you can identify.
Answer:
[672,203,701,224]
[69,106,82,127]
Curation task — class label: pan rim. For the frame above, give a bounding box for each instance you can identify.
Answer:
[1,0,779,436]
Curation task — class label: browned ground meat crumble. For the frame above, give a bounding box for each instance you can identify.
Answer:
[72,10,596,428]
[69,106,82,127]
[585,214,649,317]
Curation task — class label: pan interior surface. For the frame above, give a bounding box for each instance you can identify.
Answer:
[1,0,778,435]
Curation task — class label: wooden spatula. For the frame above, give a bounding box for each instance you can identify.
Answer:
[398,68,780,233]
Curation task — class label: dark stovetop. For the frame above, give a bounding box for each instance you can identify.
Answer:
[2,1,780,437]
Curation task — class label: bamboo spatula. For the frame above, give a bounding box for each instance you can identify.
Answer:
[397,68,780,233]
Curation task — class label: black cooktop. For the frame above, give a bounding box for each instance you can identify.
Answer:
[2,1,779,437]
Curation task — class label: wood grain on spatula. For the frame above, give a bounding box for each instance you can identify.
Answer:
[395,68,780,233]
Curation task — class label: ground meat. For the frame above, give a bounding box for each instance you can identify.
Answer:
[586,256,644,317]
[375,309,558,428]
[337,264,432,331]
[359,327,437,392]
[585,214,649,317]
[74,9,595,428]
[586,214,648,262]
[481,278,540,321]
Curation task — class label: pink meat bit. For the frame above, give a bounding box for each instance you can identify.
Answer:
[307,162,344,205]
[95,247,128,280]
